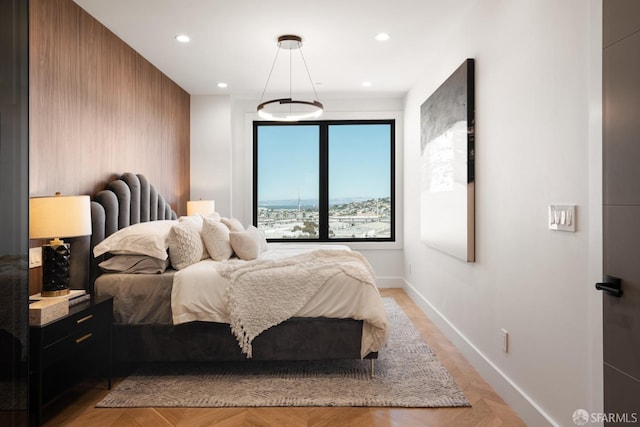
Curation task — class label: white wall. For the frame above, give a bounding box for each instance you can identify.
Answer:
[403,1,602,426]
[190,95,232,216]
[191,96,406,283]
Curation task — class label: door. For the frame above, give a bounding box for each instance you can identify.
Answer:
[601,0,640,423]
[0,0,30,426]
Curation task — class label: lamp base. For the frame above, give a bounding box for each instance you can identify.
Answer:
[42,242,71,297]
[41,288,70,297]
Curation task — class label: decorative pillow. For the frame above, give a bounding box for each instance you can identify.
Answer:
[93,220,177,260]
[204,212,221,222]
[221,217,244,232]
[99,255,170,274]
[201,216,233,261]
[178,214,204,231]
[167,221,205,270]
[229,225,268,261]
[178,215,209,260]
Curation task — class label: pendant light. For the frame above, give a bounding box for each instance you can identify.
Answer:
[257,35,324,121]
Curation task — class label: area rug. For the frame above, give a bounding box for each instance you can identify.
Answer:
[96,299,470,408]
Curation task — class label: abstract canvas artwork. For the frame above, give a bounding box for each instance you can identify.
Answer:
[420,59,475,262]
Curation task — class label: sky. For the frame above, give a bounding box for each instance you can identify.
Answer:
[257,123,391,203]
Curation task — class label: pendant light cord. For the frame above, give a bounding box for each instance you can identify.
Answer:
[299,47,321,101]
[289,47,293,113]
[257,35,324,121]
[259,39,321,104]
[259,46,281,103]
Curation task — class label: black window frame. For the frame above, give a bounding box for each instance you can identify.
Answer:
[253,119,396,243]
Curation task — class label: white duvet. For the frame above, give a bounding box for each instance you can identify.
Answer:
[171,244,389,358]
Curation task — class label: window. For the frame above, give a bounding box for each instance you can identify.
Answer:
[253,120,395,242]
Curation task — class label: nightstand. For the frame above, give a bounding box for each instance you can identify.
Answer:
[29,295,113,427]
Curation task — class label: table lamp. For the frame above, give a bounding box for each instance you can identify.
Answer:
[29,193,92,296]
[187,199,215,216]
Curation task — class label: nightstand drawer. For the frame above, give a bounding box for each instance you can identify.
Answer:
[40,300,110,347]
[30,295,113,427]
[42,322,108,366]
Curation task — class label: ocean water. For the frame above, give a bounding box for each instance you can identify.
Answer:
[259,197,381,210]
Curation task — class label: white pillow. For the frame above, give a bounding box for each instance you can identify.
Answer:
[221,217,244,232]
[178,215,209,260]
[178,214,204,231]
[179,213,221,231]
[203,212,221,222]
[168,221,206,270]
[201,216,233,261]
[229,225,267,260]
[93,220,177,260]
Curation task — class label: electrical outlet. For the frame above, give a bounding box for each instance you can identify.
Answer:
[29,247,42,268]
[501,328,509,353]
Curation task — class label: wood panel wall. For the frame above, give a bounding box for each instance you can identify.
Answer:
[28,0,190,295]
[29,0,190,212]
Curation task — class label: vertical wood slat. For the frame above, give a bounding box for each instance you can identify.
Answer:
[29,0,189,215]
[77,7,100,195]
[29,0,80,196]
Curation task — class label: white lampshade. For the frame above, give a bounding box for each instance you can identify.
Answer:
[30,194,92,240]
[187,200,215,216]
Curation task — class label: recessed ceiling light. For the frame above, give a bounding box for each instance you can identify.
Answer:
[362,81,372,87]
[217,82,228,88]
[175,34,190,43]
[375,33,390,41]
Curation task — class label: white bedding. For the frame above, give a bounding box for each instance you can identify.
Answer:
[171,244,389,358]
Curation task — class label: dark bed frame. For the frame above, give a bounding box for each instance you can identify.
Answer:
[90,173,377,370]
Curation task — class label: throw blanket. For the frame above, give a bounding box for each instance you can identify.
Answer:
[217,250,377,358]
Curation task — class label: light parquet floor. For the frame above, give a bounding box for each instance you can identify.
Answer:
[42,289,527,426]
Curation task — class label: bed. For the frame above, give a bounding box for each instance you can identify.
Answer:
[90,173,388,374]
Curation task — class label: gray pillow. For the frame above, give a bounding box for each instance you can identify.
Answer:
[99,255,170,274]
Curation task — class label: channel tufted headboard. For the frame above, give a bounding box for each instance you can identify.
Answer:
[89,173,178,288]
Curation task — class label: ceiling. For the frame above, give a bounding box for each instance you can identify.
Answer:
[73,0,476,100]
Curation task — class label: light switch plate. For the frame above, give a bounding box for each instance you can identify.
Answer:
[29,247,42,268]
[548,204,576,232]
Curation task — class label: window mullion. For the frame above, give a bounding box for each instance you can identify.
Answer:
[319,124,329,240]
[252,122,259,227]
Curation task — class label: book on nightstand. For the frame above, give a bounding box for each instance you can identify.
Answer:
[30,289,90,304]
[68,292,92,306]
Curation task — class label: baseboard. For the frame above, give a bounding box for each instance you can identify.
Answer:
[376,276,403,288]
[403,279,557,427]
